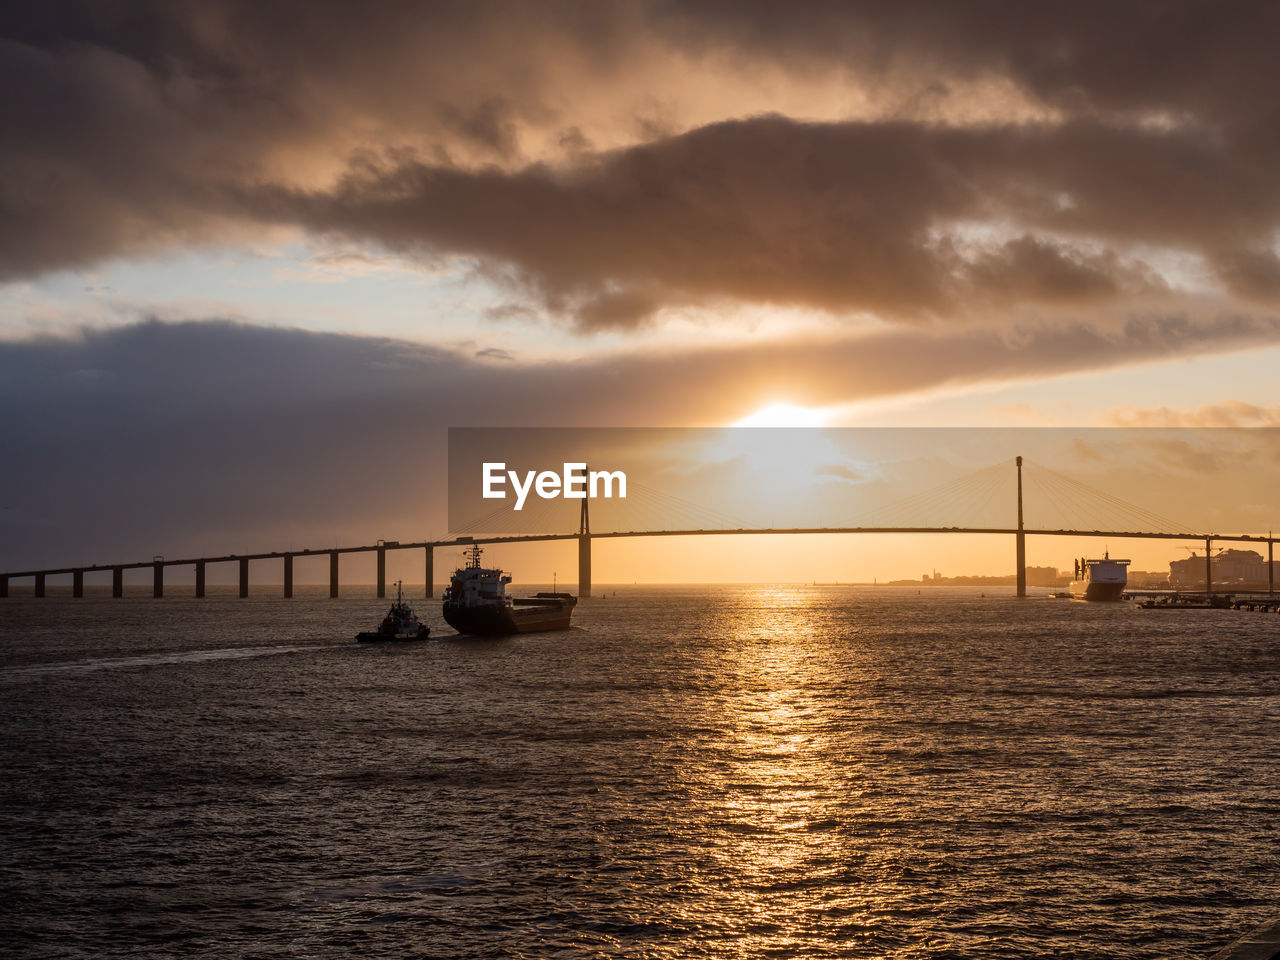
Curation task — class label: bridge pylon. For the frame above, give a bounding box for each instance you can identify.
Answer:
[579,496,591,598]
[1016,456,1026,598]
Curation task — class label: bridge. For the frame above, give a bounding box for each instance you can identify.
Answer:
[2,457,1275,599]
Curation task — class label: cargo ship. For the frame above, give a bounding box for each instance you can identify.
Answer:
[1069,552,1130,601]
[443,545,577,635]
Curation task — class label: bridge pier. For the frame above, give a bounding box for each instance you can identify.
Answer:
[0,574,6,598]
[283,554,293,598]
[329,551,339,598]
[425,546,433,598]
[1015,531,1026,598]
[112,566,122,598]
[578,534,591,598]
[35,572,45,597]
[377,546,386,599]
[152,562,163,598]
[239,558,249,598]
[195,560,205,598]
[1270,540,1274,597]
[73,569,83,598]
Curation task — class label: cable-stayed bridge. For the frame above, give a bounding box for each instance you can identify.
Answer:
[2,457,1275,599]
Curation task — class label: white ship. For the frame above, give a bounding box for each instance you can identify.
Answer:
[1069,552,1129,601]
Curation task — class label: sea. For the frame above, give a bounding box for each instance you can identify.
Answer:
[2,586,1279,959]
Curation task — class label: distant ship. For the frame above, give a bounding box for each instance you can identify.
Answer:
[1069,553,1130,601]
[356,580,431,641]
[443,545,577,635]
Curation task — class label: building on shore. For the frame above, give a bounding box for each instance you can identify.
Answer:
[1169,548,1279,590]
[911,566,1067,587]
[1127,569,1172,590]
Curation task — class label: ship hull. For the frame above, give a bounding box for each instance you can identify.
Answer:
[442,596,576,636]
[1069,580,1126,601]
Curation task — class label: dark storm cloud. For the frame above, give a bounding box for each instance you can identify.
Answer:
[651,1,1280,130]
[2,312,1277,568]
[0,0,631,276]
[256,116,1226,328]
[4,1,1280,328]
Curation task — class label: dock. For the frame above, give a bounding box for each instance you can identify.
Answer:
[1127,591,1280,612]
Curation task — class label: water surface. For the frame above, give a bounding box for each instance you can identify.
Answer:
[3,586,1279,958]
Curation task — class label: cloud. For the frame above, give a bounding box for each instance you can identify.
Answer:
[650,2,1280,131]
[3,314,1279,567]
[814,463,869,483]
[1108,400,1280,427]
[4,2,1280,335]
[242,115,1277,329]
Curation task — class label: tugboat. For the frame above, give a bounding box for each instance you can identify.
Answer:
[1069,552,1130,601]
[355,580,431,642]
[443,545,577,635]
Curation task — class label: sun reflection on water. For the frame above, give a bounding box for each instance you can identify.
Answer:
[677,587,874,952]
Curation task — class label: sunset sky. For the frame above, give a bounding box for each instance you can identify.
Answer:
[2,2,1279,583]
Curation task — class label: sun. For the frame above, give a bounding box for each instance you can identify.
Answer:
[732,402,827,428]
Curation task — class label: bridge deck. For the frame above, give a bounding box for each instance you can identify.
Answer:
[2,526,1275,579]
